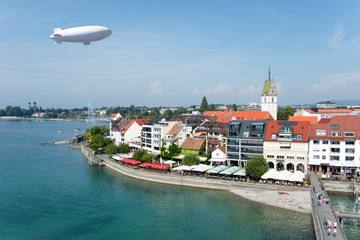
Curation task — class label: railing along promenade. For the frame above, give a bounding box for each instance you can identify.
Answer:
[310,175,347,240]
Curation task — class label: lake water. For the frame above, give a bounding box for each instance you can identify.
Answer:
[0,119,315,239]
[329,192,360,240]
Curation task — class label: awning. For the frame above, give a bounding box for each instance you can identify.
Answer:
[191,164,213,172]
[233,168,246,176]
[139,162,169,169]
[209,158,226,162]
[120,158,142,165]
[219,166,241,175]
[274,170,292,181]
[206,165,229,174]
[288,171,305,182]
[261,169,279,179]
[112,156,123,160]
[164,160,176,164]
[173,165,193,171]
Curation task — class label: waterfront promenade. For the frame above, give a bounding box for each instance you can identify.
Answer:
[311,174,346,240]
[79,142,312,214]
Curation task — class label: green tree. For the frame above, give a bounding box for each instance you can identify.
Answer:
[200,96,209,111]
[133,149,147,161]
[163,109,174,119]
[142,153,156,163]
[160,139,180,160]
[105,143,118,155]
[245,156,269,180]
[88,134,112,150]
[182,155,200,166]
[118,143,130,154]
[210,103,216,110]
[277,106,295,120]
[232,104,238,111]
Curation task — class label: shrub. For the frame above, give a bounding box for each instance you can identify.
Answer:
[118,143,130,154]
[132,149,147,161]
[182,155,200,166]
[142,153,156,163]
[105,143,118,155]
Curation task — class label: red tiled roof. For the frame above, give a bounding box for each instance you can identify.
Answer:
[264,121,310,142]
[180,138,205,150]
[203,111,273,123]
[218,145,226,153]
[318,118,331,124]
[309,115,360,141]
[288,116,318,124]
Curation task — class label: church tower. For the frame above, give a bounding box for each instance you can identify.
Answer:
[261,68,277,120]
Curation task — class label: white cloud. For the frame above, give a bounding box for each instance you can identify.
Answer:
[310,72,360,93]
[147,82,164,96]
[237,85,262,96]
[329,23,345,48]
[192,84,231,95]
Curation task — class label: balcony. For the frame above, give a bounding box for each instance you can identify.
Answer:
[241,148,262,154]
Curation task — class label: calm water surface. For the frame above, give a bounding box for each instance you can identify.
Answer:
[330,192,360,240]
[0,120,315,239]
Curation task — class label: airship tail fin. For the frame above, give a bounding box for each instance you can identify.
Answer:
[54,28,62,33]
[54,40,62,44]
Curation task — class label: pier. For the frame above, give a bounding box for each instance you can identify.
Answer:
[310,174,347,240]
[54,134,85,144]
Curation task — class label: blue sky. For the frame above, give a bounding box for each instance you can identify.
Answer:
[1,0,360,109]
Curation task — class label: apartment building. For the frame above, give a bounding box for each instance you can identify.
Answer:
[308,116,360,175]
[264,121,309,172]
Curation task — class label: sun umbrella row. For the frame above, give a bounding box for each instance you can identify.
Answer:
[261,169,305,182]
[117,158,169,169]
[173,165,246,176]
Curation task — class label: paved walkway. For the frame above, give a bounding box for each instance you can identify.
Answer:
[311,174,346,240]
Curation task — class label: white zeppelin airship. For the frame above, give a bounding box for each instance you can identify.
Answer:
[50,26,112,45]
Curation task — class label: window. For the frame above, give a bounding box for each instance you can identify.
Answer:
[313,140,320,144]
[313,155,320,159]
[271,134,277,139]
[267,155,274,159]
[277,156,284,159]
[314,149,320,152]
[330,156,340,161]
[345,139,355,145]
[345,132,355,137]
[331,124,339,129]
[242,132,249,138]
[297,135,303,140]
[331,141,340,145]
[346,148,355,153]
[331,131,342,137]
[322,156,326,159]
[322,140,329,144]
[297,156,305,160]
[346,156,355,161]
[331,148,340,153]
[279,126,293,134]
[316,130,326,136]
[287,156,294,159]
[322,149,326,152]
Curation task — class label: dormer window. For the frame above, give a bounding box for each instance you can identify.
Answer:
[279,126,293,134]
